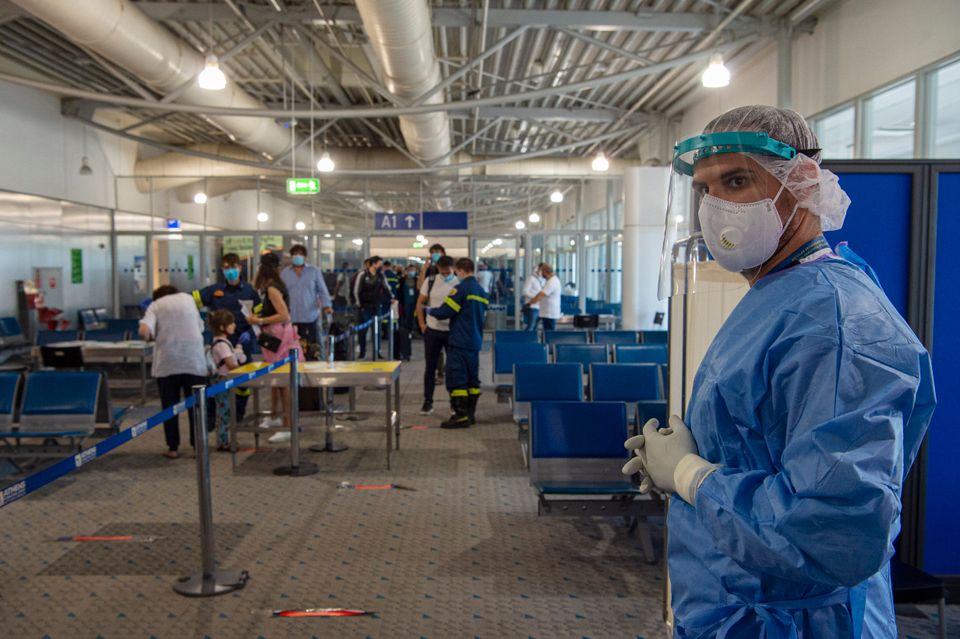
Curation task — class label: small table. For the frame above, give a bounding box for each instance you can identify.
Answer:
[226,360,403,470]
[42,340,153,404]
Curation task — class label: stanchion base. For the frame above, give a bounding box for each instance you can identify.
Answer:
[337,412,370,422]
[273,462,320,476]
[173,569,249,597]
[310,442,349,453]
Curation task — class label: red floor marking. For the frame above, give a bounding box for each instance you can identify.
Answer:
[272,608,371,618]
[57,536,135,542]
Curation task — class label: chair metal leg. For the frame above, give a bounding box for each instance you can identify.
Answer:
[938,597,946,639]
[636,519,657,564]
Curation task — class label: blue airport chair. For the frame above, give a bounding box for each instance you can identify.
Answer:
[529,400,663,561]
[494,342,548,380]
[0,317,23,338]
[106,319,139,334]
[590,363,663,426]
[35,329,79,346]
[615,344,668,365]
[554,344,608,367]
[636,400,668,435]
[0,372,22,428]
[494,329,540,345]
[592,330,638,345]
[513,362,584,427]
[641,330,668,345]
[544,330,588,345]
[78,308,102,330]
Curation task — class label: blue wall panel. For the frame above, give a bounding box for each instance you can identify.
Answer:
[924,171,960,575]
[824,172,913,319]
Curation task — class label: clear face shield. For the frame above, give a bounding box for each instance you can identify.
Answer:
[658,132,801,299]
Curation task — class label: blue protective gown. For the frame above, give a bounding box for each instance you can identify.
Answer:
[670,255,935,638]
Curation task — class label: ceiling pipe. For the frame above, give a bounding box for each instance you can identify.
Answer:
[10,0,292,160]
[354,0,452,167]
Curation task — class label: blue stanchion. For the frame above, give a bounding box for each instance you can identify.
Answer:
[0,355,292,510]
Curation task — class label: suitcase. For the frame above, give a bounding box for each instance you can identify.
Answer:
[393,327,412,361]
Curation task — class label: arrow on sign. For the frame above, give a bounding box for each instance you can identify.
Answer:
[404,215,416,228]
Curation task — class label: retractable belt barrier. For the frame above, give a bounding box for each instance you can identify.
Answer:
[0,354,292,510]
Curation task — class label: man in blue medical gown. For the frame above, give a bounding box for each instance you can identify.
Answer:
[624,105,936,638]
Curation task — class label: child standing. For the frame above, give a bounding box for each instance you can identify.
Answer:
[208,310,247,450]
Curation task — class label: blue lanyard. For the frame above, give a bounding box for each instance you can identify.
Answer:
[768,235,831,275]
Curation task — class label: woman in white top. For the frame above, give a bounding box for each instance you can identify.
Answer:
[527,263,562,331]
[521,265,543,331]
[138,285,206,459]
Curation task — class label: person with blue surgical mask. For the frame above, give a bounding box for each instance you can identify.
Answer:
[626,105,936,639]
[417,243,447,290]
[416,255,457,415]
[280,243,332,360]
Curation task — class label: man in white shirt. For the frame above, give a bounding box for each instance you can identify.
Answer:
[416,255,457,415]
[476,262,494,295]
[138,285,206,459]
[521,265,543,331]
[527,263,562,331]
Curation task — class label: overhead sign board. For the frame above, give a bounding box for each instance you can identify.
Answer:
[375,212,422,231]
[286,177,320,194]
[423,211,468,230]
[166,218,181,231]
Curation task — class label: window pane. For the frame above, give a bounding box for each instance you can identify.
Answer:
[864,80,916,159]
[932,59,960,158]
[816,107,855,159]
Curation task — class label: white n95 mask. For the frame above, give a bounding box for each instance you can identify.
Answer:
[698,185,796,273]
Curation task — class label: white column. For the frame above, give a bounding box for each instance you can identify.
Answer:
[621,167,669,330]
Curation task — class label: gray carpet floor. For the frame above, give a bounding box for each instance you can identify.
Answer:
[0,341,954,638]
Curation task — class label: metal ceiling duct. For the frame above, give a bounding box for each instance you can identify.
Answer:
[11,0,290,159]
[354,0,452,167]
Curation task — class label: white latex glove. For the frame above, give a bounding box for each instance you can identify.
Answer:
[234,345,247,364]
[622,415,718,505]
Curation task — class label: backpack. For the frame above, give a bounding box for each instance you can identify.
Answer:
[357,271,383,306]
[204,337,233,377]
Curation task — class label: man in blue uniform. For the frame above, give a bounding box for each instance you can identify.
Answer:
[427,257,487,429]
[192,252,260,418]
[624,105,935,638]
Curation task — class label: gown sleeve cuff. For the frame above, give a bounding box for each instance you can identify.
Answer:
[674,454,718,506]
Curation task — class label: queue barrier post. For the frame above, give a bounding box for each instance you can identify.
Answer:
[273,349,319,477]
[372,313,380,361]
[388,303,396,361]
[174,385,249,597]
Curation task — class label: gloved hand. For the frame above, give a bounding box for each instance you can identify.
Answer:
[233,344,248,365]
[622,415,718,506]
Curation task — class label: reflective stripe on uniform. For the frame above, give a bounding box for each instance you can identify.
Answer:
[468,388,481,395]
[253,303,263,314]
[443,297,461,312]
[191,290,203,309]
[450,389,468,397]
[466,295,489,305]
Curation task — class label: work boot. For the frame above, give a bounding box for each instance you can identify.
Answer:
[440,395,470,429]
[467,392,480,425]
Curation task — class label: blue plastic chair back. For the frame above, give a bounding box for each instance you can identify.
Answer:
[555,344,608,367]
[591,363,662,402]
[514,363,584,402]
[544,330,588,345]
[22,371,99,416]
[641,330,668,345]
[592,330,638,345]
[637,400,668,427]
[615,344,668,365]
[531,401,628,459]
[36,329,79,346]
[0,316,23,337]
[106,319,140,333]
[83,329,127,342]
[0,372,21,416]
[495,330,540,345]
[93,308,110,323]
[495,342,548,375]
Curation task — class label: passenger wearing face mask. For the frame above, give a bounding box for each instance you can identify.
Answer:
[402,264,420,333]
[625,105,935,639]
[280,244,332,360]
[417,243,447,290]
[521,264,544,331]
[416,255,457,415]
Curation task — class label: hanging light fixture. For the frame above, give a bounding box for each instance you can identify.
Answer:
[257,211,269,223]
[591,152,610,172]
[515,220,526,230]
[528,212,541,224]
[193,192,208,205]
[550,190,564,204]
[295,221,306,231]
[317,151,335,173]
[701,53,730,88]
[198,54,227,91]
[78,156,93,176]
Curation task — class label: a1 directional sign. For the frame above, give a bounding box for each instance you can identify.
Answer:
[423,211,468,230]
[375,212,422,231]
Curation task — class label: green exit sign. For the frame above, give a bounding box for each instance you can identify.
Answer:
[412,241,425,249]
[286,177,320,194]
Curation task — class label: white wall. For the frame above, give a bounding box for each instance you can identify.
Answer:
[0,80,116,209]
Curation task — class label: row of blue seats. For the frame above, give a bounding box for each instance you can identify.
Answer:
[494,329,667,346]
[36,327,134,346]
[494,342,667,379]
[0,371,103,440]
[512,362,666,427]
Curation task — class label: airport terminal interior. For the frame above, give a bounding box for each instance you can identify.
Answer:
[0,0,958,637]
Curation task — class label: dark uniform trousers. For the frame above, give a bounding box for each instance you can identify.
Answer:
[423,327,448,402]
[445,346,480,397]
